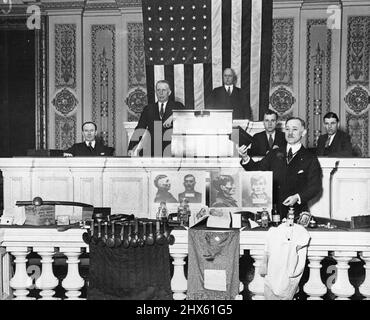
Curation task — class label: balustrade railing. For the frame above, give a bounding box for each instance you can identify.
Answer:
[1,228,369,300]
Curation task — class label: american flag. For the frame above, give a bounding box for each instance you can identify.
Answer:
[142,0,273,121]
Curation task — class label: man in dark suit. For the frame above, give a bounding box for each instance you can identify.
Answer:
[63,121,114,157]
[127,80,184,157]
[178,174,202,203]
[239,117,322,218]
[316,112,353,157]
[205,68,251,119]
[249,109,286,156]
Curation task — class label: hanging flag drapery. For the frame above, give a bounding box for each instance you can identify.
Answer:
[141,0,273,121]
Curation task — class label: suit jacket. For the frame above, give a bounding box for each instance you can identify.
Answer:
[65,141,114,157]
[178,191,202,203]
[205,86,251,119]
[249,130,286,157]
[316,130,353,157]
[128,100,184,157]
[241,146,322,218]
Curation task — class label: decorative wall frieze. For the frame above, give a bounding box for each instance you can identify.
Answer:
[269,86,296,114]
[346,16,370,88]
[55,114,77,150]
[52,88,78,116]
[344,85,370,114]
[271,18,294,88]
[127,22,147,122]
[346,111,369,157]
[55,23,76,89]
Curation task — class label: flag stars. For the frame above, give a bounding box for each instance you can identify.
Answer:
[147,6,151,10]
[158,6,162,11]
[192,26,196,31]
[170,37,174,41]
[169,6,173,10]
[193,47,197,51]
[160,57,164,61]
[170,17,174,21]
[181,37,185,41]
[182,47,186,51]
[182,57,186,61]
[148,27,152,31]
[159,37,163,41]
[171,48,175,51]
[192,5,196,9]
[192,37,196,40]
[203,15,207,19]
[149,37,152,41]
[203,26,207,30]
[192,16,196,20]
[148,17,152,21]
[160,47,164,51]
[159,27,163,32]
[181,16,185,20]
[170,27,174,31]
[159,17,163,21]
[180,6,184,10]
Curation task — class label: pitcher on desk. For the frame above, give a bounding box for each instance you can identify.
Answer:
[63,121,114,157]
[238,117,322,218]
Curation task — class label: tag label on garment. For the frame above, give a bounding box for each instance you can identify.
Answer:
[204,269,227,291]
[184,193,195,198]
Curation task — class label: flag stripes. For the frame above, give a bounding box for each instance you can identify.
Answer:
[142,0,272,121]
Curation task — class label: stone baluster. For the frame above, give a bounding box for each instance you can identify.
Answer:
[61,250,85,300]
[1,247,12,299]
[248,250,265,300]
[331,251,356,300]
[170,253,187,300]
[9,248,34,300]
[35,248,59,300]
[359,252,370,300]
[303,251,328,300]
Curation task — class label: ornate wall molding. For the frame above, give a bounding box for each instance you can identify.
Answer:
[55,114,77,150]
[306,19,332,145]
[344,85,370,114]
[55,24,76,89]
[346,111,369,157]
[346,16,370,88]
[52,88,78,116]
[270,18,294,88]
[269,86,296,114]
[115,0,141,8]
[91,24,116,147]
[127,22,147,122]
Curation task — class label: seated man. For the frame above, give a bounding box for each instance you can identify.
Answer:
[205,68,251,120]
[249,109,286,157]
[316,112,353,157]
[64,121,114,157]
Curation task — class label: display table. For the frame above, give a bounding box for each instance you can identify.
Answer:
[1,157,370,222]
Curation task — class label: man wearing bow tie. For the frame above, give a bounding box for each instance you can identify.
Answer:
[63,121,114,157]
[238,117,322,218]
[127,80,184,157]
[205,68,251,119]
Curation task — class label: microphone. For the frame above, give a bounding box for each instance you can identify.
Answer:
[328,160,340,228]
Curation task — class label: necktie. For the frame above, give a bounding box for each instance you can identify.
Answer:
[325,135,331,148]
[160,103,164,119]
[268,134,274,148]
[287,147,293,163]
[227,86,231,96]
[88,141,93,152]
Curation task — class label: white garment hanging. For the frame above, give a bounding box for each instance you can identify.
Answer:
[260,223,310,300]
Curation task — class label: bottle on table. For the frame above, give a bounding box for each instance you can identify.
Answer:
[261,208,269,228]
[271,204,280,227]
